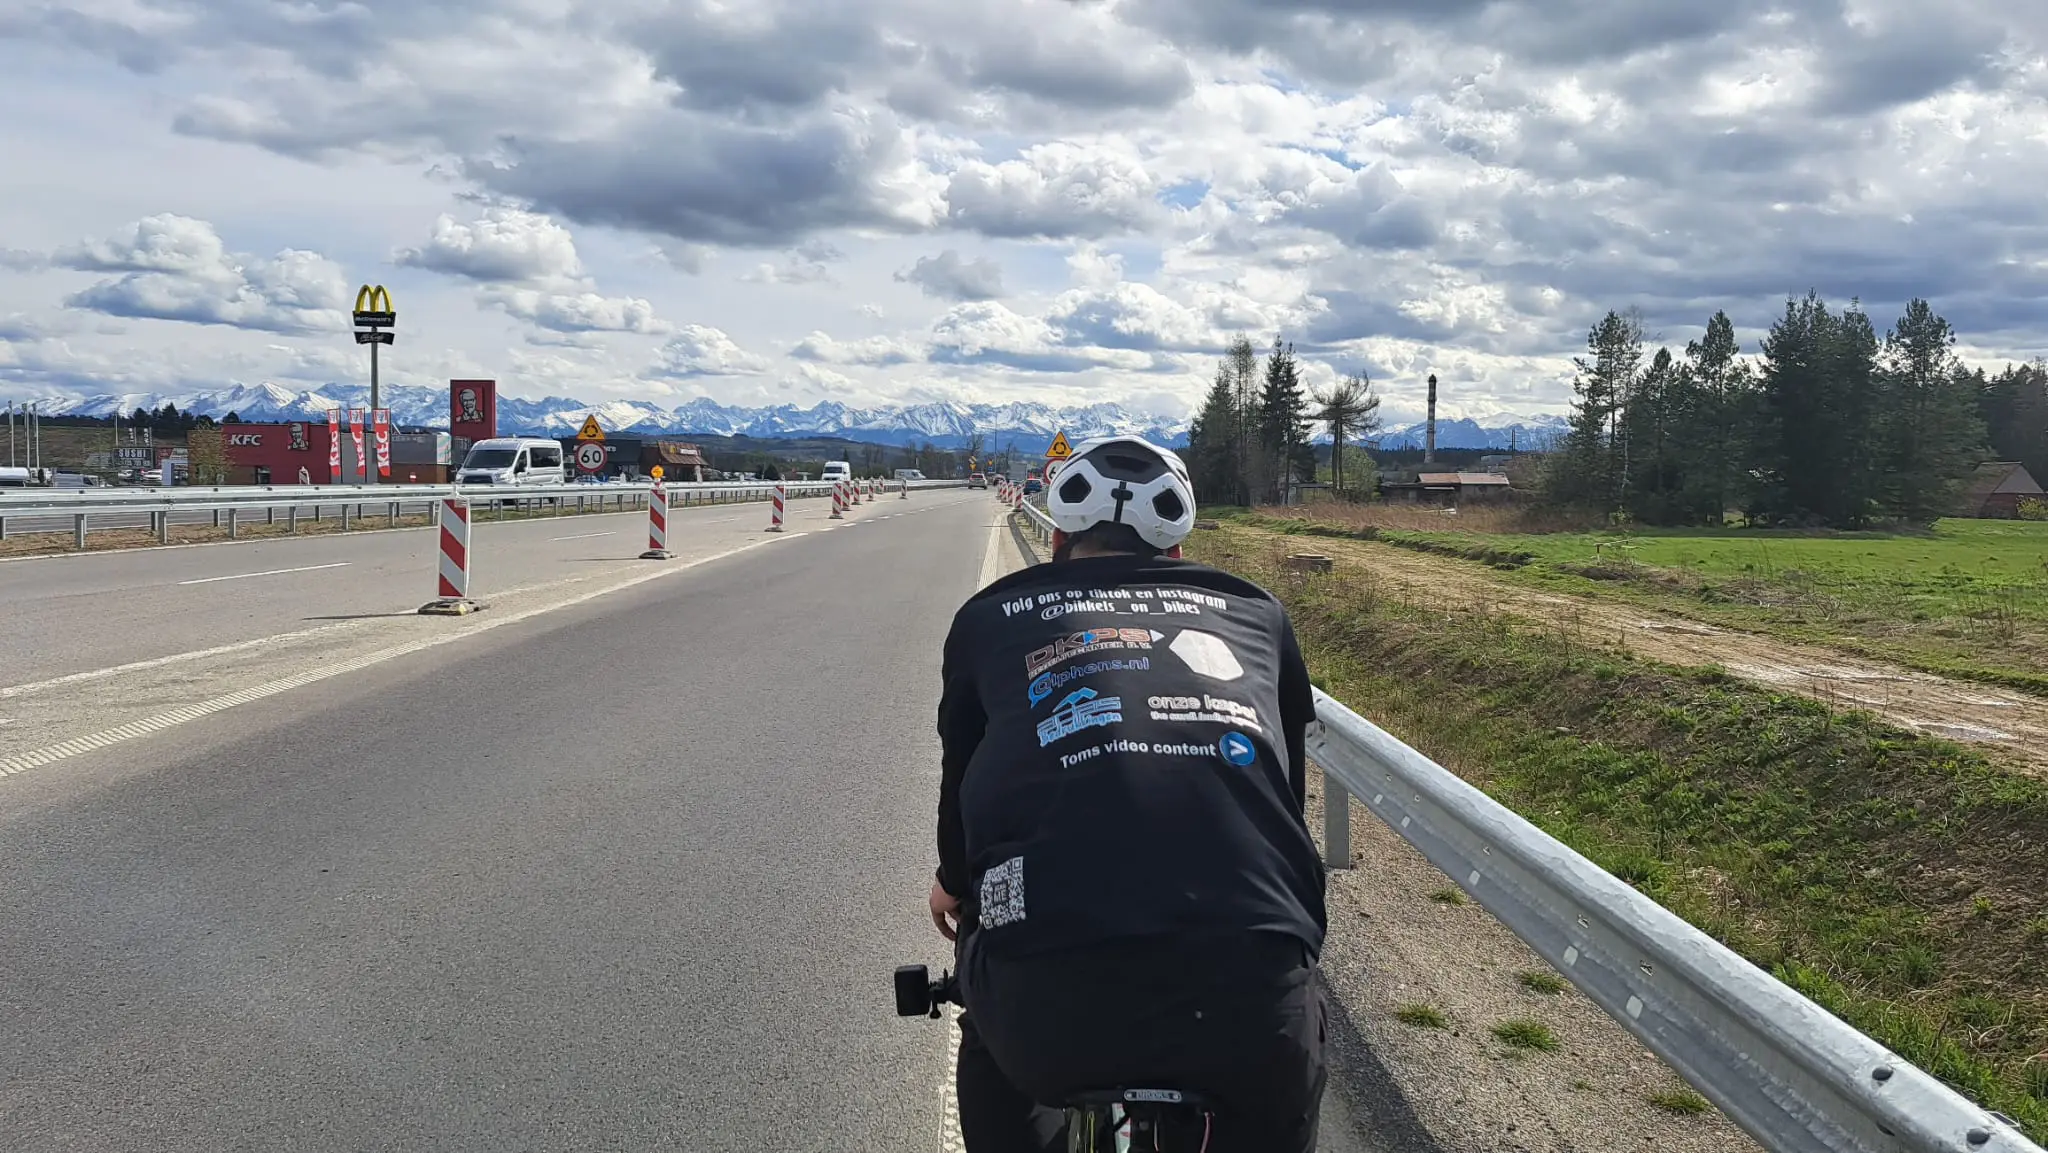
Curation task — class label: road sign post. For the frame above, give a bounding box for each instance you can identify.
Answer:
[352,285,395,486]
[574,440,607,477]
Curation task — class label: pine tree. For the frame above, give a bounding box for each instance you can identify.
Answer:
[1979,362,2048,482]
[1224,336,1263,504]
[1874,299,1985,522]
[1679,310,1750,524]
[1185,365,1241,506]
[1258,339,1312,502]
[1619,347,1679,522]
[1545,310,1642,511]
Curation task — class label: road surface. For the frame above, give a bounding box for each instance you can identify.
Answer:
[0,491,1405,1151]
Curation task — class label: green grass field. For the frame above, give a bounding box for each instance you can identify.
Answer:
[1187,521,2048,1138]
[1283,513,2048,694]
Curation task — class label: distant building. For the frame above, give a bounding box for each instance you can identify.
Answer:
[1956,461,2044,518]
[1381,471,1513,505]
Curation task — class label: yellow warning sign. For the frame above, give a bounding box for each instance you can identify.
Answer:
[1045,431,1073,460]
[650,464,664,480]
[576,415,605,442]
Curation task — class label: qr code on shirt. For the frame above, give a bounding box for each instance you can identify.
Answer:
[978,856,1026,929]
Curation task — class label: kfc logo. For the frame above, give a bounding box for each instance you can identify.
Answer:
[227,433,263,447]
[288,422,309,451]
[457,387,482,424]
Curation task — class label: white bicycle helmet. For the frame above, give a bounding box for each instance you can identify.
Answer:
[1046,435,1196,551]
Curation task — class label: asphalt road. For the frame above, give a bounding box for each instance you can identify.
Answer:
[0,489,1405,1152]
[0,489,842,683]
[0,492,993,1151]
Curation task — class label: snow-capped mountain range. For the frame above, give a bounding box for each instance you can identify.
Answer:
[13,381,1569,452]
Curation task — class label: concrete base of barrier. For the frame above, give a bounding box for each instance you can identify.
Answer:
[638,547,674,560]
[765,525,783,533]
[418,598,484,616]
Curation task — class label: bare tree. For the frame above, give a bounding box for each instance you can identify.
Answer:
[1311,371,1382,498]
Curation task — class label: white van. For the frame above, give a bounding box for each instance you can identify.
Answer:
[893,468,925,481]
[820,460,853,485]
[456,437,567,487]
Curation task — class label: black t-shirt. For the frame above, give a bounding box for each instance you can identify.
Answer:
[935,554,1327,959]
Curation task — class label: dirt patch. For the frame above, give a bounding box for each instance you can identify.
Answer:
[1274,531,2048,777]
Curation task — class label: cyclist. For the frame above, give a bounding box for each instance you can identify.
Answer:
[930,435,1329,1152]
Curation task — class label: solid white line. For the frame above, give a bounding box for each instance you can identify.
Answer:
[548,531,615,541]
[0,622,363,699]
[177,562,351,586]
[0,534,800,782]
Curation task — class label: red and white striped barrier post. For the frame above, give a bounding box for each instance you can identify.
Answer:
[830,481,845,519]
[418,496,482,615]
[641,481,674,559]
[768,483,787,532]
[864,478,875,503]
[899,477,908,499]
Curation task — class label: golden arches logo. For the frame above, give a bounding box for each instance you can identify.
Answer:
[354,284,392,313]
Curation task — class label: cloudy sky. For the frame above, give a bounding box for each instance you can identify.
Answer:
[2,0,2045,426]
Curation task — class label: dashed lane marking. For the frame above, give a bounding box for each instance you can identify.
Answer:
[177,562,351,585]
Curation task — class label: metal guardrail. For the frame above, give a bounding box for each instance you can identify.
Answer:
[0,479,966,545]
[1308,694,2040,1153]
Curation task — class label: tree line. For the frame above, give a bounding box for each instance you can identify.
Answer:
[1546,294,2048,527]
[1184,336,1384,506]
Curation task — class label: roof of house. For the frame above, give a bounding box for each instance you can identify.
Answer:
[1959,461,2044,509]
[653,441,709,467]
[1415,472,1513,487]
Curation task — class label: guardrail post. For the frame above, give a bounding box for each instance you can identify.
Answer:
[388,501,398,527]
[74,513,87,549]
[288,506,298,533]
[1319,742,1352,871]
[0,514,7,541]
[211,509,221,529]
[158,512,169,544]
[341,504,351,531]
[227,508,238,539]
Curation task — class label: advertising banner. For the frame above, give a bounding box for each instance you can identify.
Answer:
[373,408,392,477]
[349,409,367,481]
[327,409,342,482]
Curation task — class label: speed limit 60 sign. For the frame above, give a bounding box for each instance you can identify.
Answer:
[574,441,607,474]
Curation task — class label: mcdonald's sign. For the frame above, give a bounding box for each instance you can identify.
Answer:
[352,284,395,327]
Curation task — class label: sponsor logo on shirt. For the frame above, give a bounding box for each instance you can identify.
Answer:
[1166,629,1244,681]
[1028,656,1151,707]
[1024,628,1163,678]
[1146,693,1262,731]
[1036,687,1124,747]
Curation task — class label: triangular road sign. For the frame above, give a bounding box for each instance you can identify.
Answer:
[1045,430,1072,460]
[576,414,606,442]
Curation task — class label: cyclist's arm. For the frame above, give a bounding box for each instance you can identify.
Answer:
[934,621,985,899]
[1278,615,1314,815]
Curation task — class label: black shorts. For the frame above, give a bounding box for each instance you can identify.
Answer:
[955,929,1327,1153]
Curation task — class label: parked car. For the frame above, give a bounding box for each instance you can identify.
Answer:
[1023,477,1043,495]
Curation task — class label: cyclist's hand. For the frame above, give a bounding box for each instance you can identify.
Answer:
[929,880,961,941]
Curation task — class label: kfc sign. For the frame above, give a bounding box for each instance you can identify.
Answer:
[228,432,263,446]
[288,422,310,451]
[450,379,498,443]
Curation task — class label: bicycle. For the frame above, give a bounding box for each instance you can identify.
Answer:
[893,963,1218,1153]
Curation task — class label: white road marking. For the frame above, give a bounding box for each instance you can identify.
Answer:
[548,531,615,541]
[177,562,351,586]
[0,623,361,700]
[0,534,799,782]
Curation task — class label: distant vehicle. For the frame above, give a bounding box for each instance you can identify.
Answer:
[967,472,987,489]
[455,437,566,487]
[894,468,926,481]
[1023,477,1043,495]
[820,460,853,486]
[0,467,33,487]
